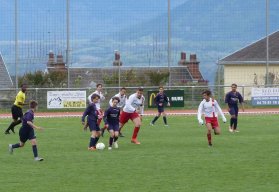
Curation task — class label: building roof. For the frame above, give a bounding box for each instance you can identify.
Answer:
[69,66,198,87]
[0,52,13,88]
[219,30,279,65]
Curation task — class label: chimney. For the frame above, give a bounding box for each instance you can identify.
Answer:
[190,54,197,62]
[113,51,123,66]
[57,53,64,64]
[56,52,66,69]
[48,50,55,65]
[181,52,186,60]
[115,52,120,61]
[178,52,187,66]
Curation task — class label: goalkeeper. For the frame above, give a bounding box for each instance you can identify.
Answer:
[197,90,226,147]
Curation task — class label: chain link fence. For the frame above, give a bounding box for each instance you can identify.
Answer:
[1,85,278,113]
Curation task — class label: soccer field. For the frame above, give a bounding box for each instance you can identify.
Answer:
[0,115,278,192]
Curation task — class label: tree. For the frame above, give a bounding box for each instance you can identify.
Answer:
[147,71,169,86]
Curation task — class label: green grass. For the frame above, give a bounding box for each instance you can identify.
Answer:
[0,115,278,192]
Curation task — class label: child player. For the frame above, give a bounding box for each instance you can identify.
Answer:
[8,100,44,161]
[82,94,101,151]
[103,97,121,150]
[84,83,105,131]
[197,90,226,147]
[100,87,127,137]
[150,86,170,126]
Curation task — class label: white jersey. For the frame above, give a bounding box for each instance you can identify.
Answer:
[109,92,127,109]
[123,93,145,114]
[197,98,225,120]
[88,90,105,110]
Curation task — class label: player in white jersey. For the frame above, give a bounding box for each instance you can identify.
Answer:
[109,87,127,109]
[119,87,145,144]
[84,84,105,131]
[101,87,127,137]
[197,90,226,147]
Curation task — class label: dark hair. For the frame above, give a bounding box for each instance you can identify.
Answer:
[138,87,144,92]
[112,96,120,103]
[91,94,100,100]
[120,87,126,91]
[159,86,164,89]
[96,83,102,88]
[231,83,237,87]
[202,90,211,96]
[29,100,38,108]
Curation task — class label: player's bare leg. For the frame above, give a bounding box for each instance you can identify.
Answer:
[118,123,125,137]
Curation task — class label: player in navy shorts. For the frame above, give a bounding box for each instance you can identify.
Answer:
[103,97,121,150]
[8,100,44,161]
[150,86,170,126]
[82,94,101,151]
[225,83,244,133]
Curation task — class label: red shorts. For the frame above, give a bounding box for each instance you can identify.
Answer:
[205,117,219,128]
[120,111,139,125]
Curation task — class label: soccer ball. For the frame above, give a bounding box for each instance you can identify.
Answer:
[96,142,105,150]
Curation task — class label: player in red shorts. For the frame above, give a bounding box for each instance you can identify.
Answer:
[119,87,145,144]
[197,90,226,147]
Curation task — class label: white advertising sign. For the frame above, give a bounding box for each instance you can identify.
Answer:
[47,91,86,109]
[251,88,279,106]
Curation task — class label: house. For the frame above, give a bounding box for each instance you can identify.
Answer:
[46,50,206,87]
[219,30,279,99]
[69,52,206,87]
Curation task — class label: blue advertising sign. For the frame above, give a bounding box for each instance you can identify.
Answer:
[251,88,279,106]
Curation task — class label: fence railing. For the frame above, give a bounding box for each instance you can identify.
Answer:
[1,85,279,113]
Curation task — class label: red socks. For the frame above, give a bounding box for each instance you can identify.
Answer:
[132,127,140,139]
[207,133,212,145]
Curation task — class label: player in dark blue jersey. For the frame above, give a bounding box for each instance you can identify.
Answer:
[150,86,170,126]
[82,94,101,151]
[225,83,244,133]
[8,100,44,161]
[103,97,121,150]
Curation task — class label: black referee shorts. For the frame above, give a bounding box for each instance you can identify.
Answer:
[11,105,23,120]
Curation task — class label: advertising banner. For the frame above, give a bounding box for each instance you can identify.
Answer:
[251,88,279,106]
[47,91,86,108]
[147,90,184,108]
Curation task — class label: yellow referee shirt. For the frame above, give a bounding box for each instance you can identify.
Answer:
[14,91,26,108]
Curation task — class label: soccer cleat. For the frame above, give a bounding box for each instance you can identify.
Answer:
[5,131,10,135]
[150,122,154,126]
[119,132,125,137]
[34,157,44,161]
[108,146,112,150]
[8,144,13,154]
[113,141,119,149]
[208,143,213,147]
[164,124,169,127]
[229,126,234,133]
[88,146,96,151]
[131,139,141,145]
[234,129,240,133]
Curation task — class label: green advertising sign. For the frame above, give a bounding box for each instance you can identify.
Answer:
[148,90,184,108]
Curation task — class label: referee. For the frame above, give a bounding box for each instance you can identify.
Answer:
[5,84,27,134]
